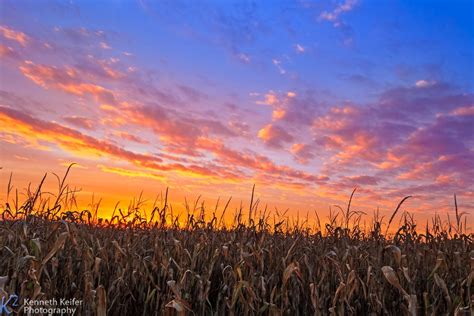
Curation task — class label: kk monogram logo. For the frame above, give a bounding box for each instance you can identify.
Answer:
[0,294,19,315]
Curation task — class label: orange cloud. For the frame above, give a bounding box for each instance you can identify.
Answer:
[313,106,357,131]
[0,107,244,183]
[79,55,125,80]
[451,105,474,116]
[256,91,297,121]
[0,25,29,46]
[259,91,279,105]
[111,131,149,144]
[0,44,19,59]
[19,61,117,105]
[63,116,96,130]
[291,143,315,163]
[257,124,273,140]
[334,133,377,163]
[7,57,331,192]
[196,137,328,184]
[0,106,162,166]
[377,152,405,170]
[58,161,88,169]
[257,124,294,148]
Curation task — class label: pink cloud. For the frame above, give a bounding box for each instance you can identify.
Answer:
[111,131,150,144]
[19,61,118,105]
[0,25,29,46]
[319,0,358,27]
[451,105,474,116]
[258,124,294,149]
[62,116,96,130]
[0,44,20,59]
[291,143,315,164]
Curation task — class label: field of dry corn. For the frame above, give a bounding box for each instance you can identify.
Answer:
[0,171,472,315]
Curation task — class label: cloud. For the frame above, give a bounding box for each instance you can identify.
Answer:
[192,137,329,184]
[62,116,96,130]
[0,44,20,59]
[15,58,240,160]
[377,82,472,120]
[415,79,436,88]
[99,41,111,49]
[178,85,208,102]
[318,0,357,45]
[53,26,110,46]
[3,25,250,164]
[341,175,380,186]
[116,103,237,155]
[319,0,357,27]
[256,90,323,128]
[0,90,48,113]
[272,58,286,75]
[291,143,315,164]
[16,51,181,116]
[0,106,240,181]
[0,25,30,46]
[0,105,329,188]
[294,44,305,53]
[385,112,474,186]
[305,82,474,202]
[258,124,294,149]
[19,61,118,105]
[312,106,389,167]
[451,105,474,116]
[0,106,162,166]
[111,131,150,144]
[237,53,251,63]
[98,165,165,181]
[319,0,358,25]
[313,89,471,171]
[256,91,298,121]
[74,55,125,81]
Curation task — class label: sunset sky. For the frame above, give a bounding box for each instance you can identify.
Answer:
[0,0,473,225]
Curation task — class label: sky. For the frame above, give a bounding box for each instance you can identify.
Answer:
[0,0,473,227]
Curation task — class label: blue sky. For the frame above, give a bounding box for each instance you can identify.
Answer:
[4,0,472,98]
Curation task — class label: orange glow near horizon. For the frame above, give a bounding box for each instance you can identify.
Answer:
[0,158,469,234]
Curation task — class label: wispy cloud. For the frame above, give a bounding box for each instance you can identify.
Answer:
[294,43,305,53]
[98,164,165,181]
[272,58,286,75]
[319,0,358,27]
[415,79,437,88]
[62,116,96,130]
[19,61,118,106]
[0,25,30,46]
[0,44,20,59]
[291,143,315,164]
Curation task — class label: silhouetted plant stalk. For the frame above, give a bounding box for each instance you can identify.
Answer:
[0,165,472,315]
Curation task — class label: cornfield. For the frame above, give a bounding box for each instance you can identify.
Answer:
[0,168,472,315]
